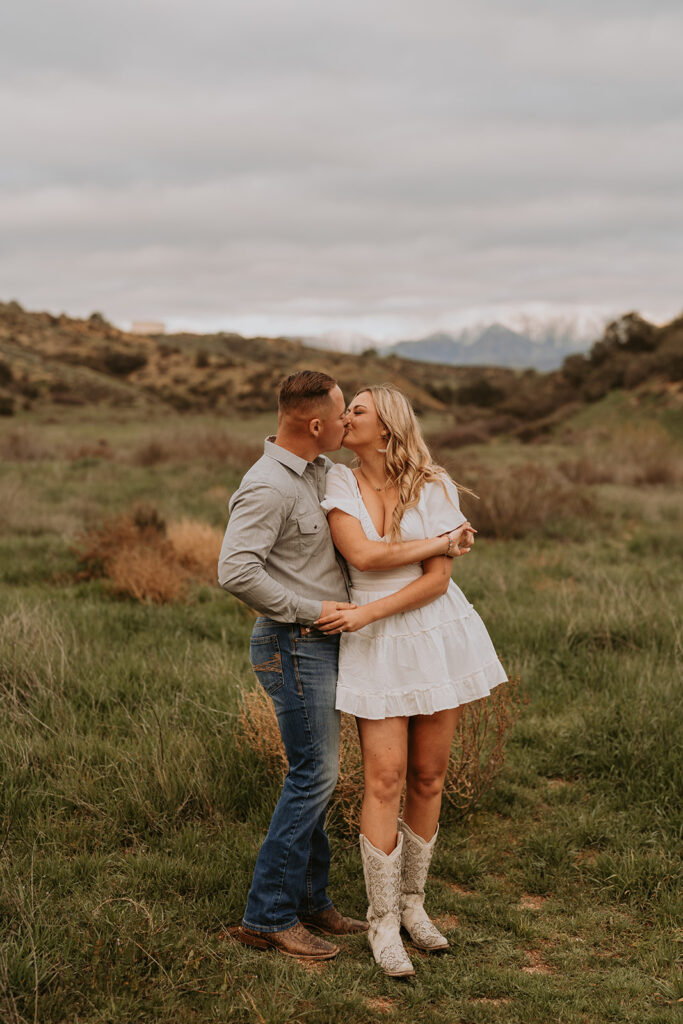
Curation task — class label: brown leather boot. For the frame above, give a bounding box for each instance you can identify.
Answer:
[233,922,339,959]
[301,905,369,935]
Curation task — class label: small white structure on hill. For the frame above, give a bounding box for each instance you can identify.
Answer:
[130,321,165,335]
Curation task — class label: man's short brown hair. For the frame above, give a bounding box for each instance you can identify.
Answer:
[278,370,338,413]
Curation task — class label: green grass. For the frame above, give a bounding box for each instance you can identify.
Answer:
[1,410,682,1023]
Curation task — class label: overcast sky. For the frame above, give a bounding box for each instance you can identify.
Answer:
[1,0,682,341]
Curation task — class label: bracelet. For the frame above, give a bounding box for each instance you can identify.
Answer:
[445,534,455,557]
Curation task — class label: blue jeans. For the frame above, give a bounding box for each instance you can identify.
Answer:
[243,617,341,933]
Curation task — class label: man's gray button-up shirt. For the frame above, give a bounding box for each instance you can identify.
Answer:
[217,438,349,625]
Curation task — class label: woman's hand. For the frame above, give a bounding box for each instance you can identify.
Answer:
[446,522,477,556]
[315,605,373,634]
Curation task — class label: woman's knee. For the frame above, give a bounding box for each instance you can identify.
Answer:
[365,764,406,804]
[406,764,447,801]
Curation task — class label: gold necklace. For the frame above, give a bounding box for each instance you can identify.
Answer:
[359,467,390,492]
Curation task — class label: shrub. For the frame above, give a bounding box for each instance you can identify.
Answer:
[0,429,54,461]
[459,463,592,539]
[604,312,657,353]
[73,507,222,603]
[560,424,682,487]
[236,679,523,838]
[102,348,148,375]
[455,378,507,408]
[132,440,166,466]
[107,546,184,604]
[0,392,15,416]
[608,423,682,485]
[562,353,590,387]
[430,422,493,447]
[167,519,223,583]
[558,456,616,486]
[66,439,115,461]
[74,504,168,582]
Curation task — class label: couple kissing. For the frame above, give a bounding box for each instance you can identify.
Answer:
[218,369,506,977]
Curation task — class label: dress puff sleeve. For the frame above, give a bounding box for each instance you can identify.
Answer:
[420,475,468,535]
[320,464,361,520]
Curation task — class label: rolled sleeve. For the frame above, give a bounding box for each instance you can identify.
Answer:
[218,483,322,624]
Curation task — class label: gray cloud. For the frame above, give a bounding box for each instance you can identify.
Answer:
[1,0,681,335]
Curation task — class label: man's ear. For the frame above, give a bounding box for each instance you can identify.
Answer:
[309,417,322,438]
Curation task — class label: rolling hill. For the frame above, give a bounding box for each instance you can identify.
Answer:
[0,301,681,444]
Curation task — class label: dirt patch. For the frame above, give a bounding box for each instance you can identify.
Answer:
[363,997,396,1015]
[433,914,460,931]
[518,894,546,911]
[296,958,326,973]
[522,950,554,975]
[444,882,477,898]
[470,998,512,1006]
[547,777,574,790]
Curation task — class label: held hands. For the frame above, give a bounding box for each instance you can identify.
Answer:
[445,522,477,557]
[315,605,371,635]
[318,600,357,619]
[301,602,357,636]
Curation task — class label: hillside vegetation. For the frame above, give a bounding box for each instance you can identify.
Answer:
[1,303,681,443]
[0,301,486,417]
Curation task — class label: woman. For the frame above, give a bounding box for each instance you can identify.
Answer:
[316,385,507,978]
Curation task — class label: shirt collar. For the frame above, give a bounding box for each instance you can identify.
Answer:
[264,437,326,476]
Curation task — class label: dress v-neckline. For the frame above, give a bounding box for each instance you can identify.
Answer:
[349,468,390,541]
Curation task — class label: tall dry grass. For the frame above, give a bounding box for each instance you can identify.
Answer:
[130,429,261,469]
[237,679,523,838]
[458,464,592,540]
[166,519,223,583]
[106,547,185,604]
[0,428,56,461]
[74,505,222,602]
[0,424,261,470]
[560,423,683,487]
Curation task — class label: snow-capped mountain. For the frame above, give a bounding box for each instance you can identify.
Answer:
[384,322,593,370]
[298,310,610,370]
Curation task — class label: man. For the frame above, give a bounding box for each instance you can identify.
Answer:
[218,370,365,960]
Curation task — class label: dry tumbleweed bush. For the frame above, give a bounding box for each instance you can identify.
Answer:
[166,518,223,583]
[74,504,222,602]
[237,678,523,838]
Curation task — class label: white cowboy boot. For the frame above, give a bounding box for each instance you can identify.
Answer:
[398,819,449,951]
[359,832,415,978]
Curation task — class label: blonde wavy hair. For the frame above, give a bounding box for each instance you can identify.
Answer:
[353,384,464,541]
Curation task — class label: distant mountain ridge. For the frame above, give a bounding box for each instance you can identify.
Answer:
[386,322,594,370]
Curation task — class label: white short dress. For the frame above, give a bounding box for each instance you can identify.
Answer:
[321,463,508,720]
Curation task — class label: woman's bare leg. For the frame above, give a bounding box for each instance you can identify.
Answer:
[357,716,409,853]
[402,707,463,840]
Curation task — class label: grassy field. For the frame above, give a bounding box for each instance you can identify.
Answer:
[1,404,681,1024]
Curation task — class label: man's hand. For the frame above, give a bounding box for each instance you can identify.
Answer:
[315,605,371,634]
[318,600,357,619]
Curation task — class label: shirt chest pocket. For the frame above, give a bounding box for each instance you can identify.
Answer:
[296,510,326,539]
